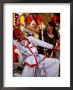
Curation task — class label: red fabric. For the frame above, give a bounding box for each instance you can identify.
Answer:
[43,56,46,61]
[25,15,33,23]
[21,41,38,67]
[52,15,60,23]
[34,15,43,23]
[26,45,38,65]
[13,45,18,63]
[52,16,57,23]
[24,62,38,67]
[13,28,23,40]
[29,46,38,50]
[14,37,38,67]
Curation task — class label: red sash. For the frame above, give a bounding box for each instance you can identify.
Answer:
[20,38,38,67]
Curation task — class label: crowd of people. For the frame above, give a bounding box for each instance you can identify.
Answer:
[13,13,60,77]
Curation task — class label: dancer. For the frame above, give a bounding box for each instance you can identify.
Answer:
[13,28,59,77]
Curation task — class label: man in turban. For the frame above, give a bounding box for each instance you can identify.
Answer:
[13,28,60,77]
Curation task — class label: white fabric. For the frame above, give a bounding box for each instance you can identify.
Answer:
[21,55,59,77]
[28,36,53,49]
[27,44,37,54]
[13,37,54,66]
[13,40,27,55]
[20,25,25,32]
[13,36,53,55]
[13,37,59,77]
[13,40,38,65]
[25,55,37,65]
[22,65,35,77]
[40,57,59,77]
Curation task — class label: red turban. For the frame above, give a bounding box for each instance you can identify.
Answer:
[13,28,23,40]
[34,15,43,23]
[25,15,33,23]
[52,15,60,23]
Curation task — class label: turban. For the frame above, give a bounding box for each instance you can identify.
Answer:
[25,15,33,23]
[52,15,60,23]
[13,28,23,40]
[34,15,43,23]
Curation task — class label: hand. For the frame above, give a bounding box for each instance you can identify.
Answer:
[53,46,60,50]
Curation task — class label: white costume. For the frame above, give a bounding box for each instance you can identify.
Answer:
[13,36,59,77]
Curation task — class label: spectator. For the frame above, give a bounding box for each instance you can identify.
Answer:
[25,14,39,39]
[43,21,59,58]
[34,14,46,54]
